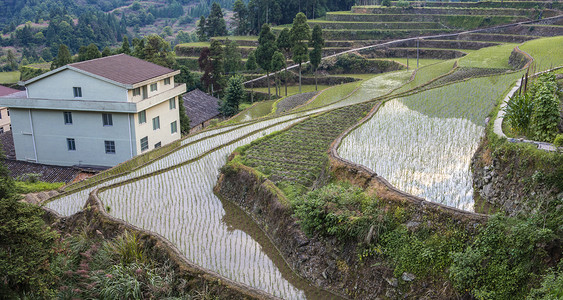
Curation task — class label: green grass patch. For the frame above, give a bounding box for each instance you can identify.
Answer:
[299,81,361,110]
[14,181,65,194]
[0,71,20,84]
[520,36,563,71]
[459,43,517,69]
[383,58,445,68]
[252,84,330,96]
[226,100,276,124]
[394,59,456,94]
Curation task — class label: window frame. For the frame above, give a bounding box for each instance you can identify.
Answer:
[140,136,149,151]
[132,87,141,96]
[64,111,73,125]
[138,110,146,124]
[164,77,171,85]
[102,113,113,126]
[67,138,76,151]
[152,116,160,130]
[150,83,157,92]
[73,87,82,98]
[104,140,116,154]
[171,120,177,134]
[154,142,161,148]
[169,98,176,109]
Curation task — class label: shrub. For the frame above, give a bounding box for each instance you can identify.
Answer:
[103,231,147,266]
[504,92,533,134]
[554,134,563,147]
[530,73,560,142]
[527,261,563,300]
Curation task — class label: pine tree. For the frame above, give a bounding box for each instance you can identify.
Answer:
[309,24,324,91]
[197,16,207,41]
[256,24,277,100]
[209,40,225,92]
[198,47,213,93]
[51,44,72,69]
[232,0,248,36]
[178,96,191,134]
[143,35,175,68]
[276,28,292,96]
[221,75,245,117]
[290,12,311,93]
[85,43,101,60]
[224,39,242,75]
[246,50,258,72]
[271,51,286,97]
[206,3,227,38]
[120,35,131,54]
[101,46,112,57]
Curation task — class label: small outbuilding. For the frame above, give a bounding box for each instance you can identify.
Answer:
[182,89,221,132]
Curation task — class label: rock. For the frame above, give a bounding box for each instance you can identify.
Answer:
[406,221,420,230]
[402,272,416,282]
[298,254,309,263]
[365,225,375,244]
[322,270,328,280]
[385,277,398,287]
[482,183,493,199]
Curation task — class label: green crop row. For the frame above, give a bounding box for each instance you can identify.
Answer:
[306,20,443,30]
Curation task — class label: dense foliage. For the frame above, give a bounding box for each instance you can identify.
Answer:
[221,75,245,117]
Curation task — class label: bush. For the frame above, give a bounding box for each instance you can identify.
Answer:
[553,134,563,147]
[530,73,560,142]
[527,261,563,300]
[504,92,533,134]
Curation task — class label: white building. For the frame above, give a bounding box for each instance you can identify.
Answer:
[0,54,186,167]
[0,85,20,133]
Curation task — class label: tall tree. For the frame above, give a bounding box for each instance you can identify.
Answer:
[271,51,286,97]
[206,2,227,38]
[224,39,242,75]
[132,37,145,59]
[232,0,248,36]
[309,24,324,91]
[102,47,112,57]
[276,28,292,96]
[209,40,225,93]
[120,35,131,54]
[178,96,191,135]
[221,75,245,117]
[290,12,311,93]
[246,50,258,72]
[198,47,213,93]
[255,24,277,100]
[85,43,101,60]
[51,44,72,69]
[6,50,17,71]
[143,35,175,68]
[197,16,207,42]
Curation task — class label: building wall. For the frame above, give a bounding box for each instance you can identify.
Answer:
[27,69,127,102]
[134,95,180,153]
[10,108,136,167]
[128,76,175,102]
[0,107,10,133]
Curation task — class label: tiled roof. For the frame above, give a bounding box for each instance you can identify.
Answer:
[0,131,15,159]
[0,85,19,96]
[182,89,221,128]
[3,159,81,183]
[69,54,175,85]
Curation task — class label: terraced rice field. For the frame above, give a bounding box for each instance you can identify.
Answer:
[338,71,523,210]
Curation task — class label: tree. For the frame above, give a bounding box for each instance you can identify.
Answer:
[85,43,101,60]
[51,44,72,69]
[176,65,199,92]
[276,28,292,96]
[143,35,175,68]
[120,35,131,55]
[196,16,207,42]
[290,12,311,93]
[256,24,277,99]
[198,47,213,93]
[232,0,248,36]
[102,47,112,57]
[206,3,227,38]
[132,38,145,59]
[224,39,242,75]
[0,155,58,297]
[178,96,191,135]
[246,50,258,72]
[6,50,17,71]
[209,40,225,93]
[309,24,324,91]
[271,51,286,97]
[221,75,245,117]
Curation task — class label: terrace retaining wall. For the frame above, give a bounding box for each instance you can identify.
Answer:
[40,192,280,300]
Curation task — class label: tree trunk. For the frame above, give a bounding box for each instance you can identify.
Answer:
[275,73,279,97]
[284,64,288,96]
[315,68,318,91]
[267,71,271,100]
[298,63,302,94]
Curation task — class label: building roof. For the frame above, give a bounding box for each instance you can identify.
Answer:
[69,54,175,85]
[0,85,20,97]
[3,159,81,183]
[0,131,15,159]
[182,89,221,128]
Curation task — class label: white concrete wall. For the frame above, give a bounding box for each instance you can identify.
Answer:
[134,95,180,153]
[128,76,175,102]
[10,108,136,167]
[27,69,127,102]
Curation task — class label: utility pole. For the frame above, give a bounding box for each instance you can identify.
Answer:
[416,38,419,69]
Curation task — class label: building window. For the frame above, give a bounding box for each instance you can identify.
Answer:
[6,109,9,116]
[150,83,157,92]
[102,113,113,126]
[0,111,2,119]
[142,86,148,99]
[138,110,146,124]
[169,98,176,109]
[67,138,76,151]
[64,112,73,124]
[0,128,3,134]
[73,87,82,97]
[164,77,171,85]
[105,140,115,154]
[132,87,141,96]
[152,116,160,130]
[140,136,149,151]
[154,142,161,148]
[171,121,177,134]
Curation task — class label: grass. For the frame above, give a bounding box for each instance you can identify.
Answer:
[226,100,276,124]
[176,42,211,47]
[519,36,563,71]
[252,84,330,96]
[458,43,517,69]
[383,58,445,69]
[298,81,361,110]
[394,59,457,94]
[14,181,65,194]
[0,71,20,84]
